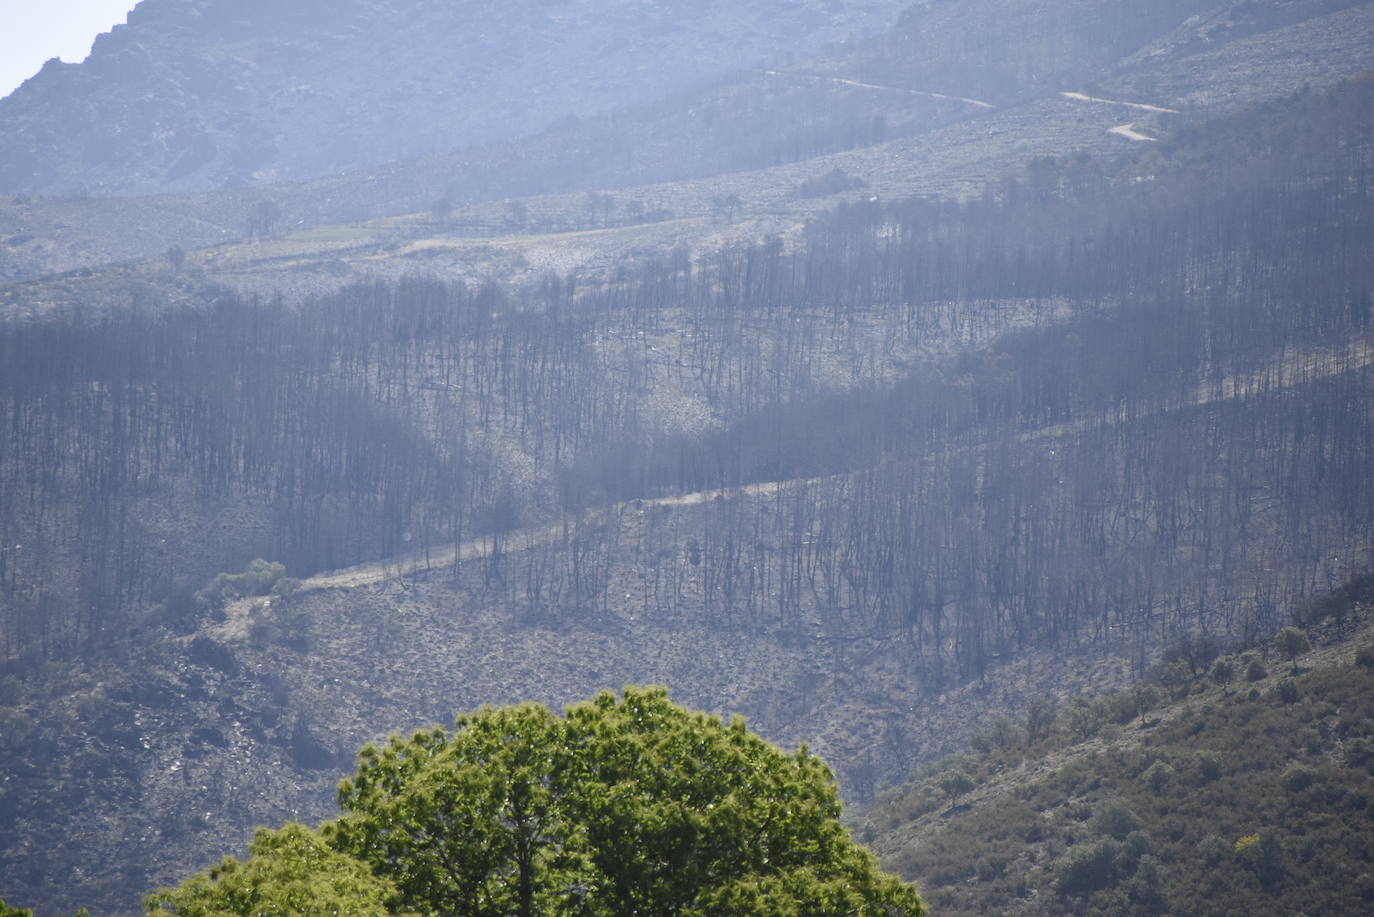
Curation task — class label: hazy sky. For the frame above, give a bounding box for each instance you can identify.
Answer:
[0,0,139,100]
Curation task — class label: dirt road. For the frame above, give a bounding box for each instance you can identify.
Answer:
[759,70,996,108]
[285,336,1372,601]
[1109,123,1157,142]
[1058,91,1179,113]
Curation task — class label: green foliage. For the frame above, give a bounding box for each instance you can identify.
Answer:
[1235,830,1285,889]
[1153,661,1193,701]
[176,559,292,630]
[970,716,1021,753]
[1197,833,1229,866]
[144,824,398,916]
[1246,659,1268,682]
[1139,760,1175,794]
[198,559,287,608]
[1280,764,1319,793]
[1025,695,1058,744]
[1209,659,1236,695]
[1110,684,1162,725]
[1090,799,1141,841]
[0,899,34,917]
[1195,751,1224,784]
[937,768,977,806]
[1346,737,1374,769]
[1277,678,1300,704]
[1066,696,1109,740]
[1056,839,1121,895]
[1126,854,1167,915]
[333,687,923,917]
[270,576,303,600]
[1275,627,1311,672]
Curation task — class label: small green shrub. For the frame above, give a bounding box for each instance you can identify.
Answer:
[197,559,288,611]
[1137,748,1172,774]
[972,717,1021,754]
[1281,764,1319,792]
[1345,738,1374,768]
[1275,627,1311,672]
[1057,839,1121,895]
[1278,678,1300,704]
[1140,760,1175,793]
[1198,833,1229,866]
[1091,799,1141,841]
[1067,697,1108,740]
[1196,751,1224,783]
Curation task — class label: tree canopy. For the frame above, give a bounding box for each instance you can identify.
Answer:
[333,686,923,916]
[149,687,922,916]
[144,824,398,917]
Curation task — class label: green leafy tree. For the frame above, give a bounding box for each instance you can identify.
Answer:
[1056,839,1121,895]
[1209,658,1236,695]
[1281,763,1319,792]
[144,824,398,916]
[333,702,582,917]
[0,899,34,917]
[1154,660,1193,701]
[1090,799,1141,841]
[1275,627,1311,673]
[333,686,924,917]
[938,768,977,807]
[1140,760,1175,793]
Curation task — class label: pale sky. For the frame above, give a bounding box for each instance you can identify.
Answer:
[0,0,140,100]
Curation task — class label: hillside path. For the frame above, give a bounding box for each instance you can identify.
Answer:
[759,70,996,108]
[298,478,800,594]
[276,336,1373,608]
[1059,90,1180,113]
[1109,123,1157,142]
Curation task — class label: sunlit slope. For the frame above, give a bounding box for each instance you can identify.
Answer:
[4,0,1372,288]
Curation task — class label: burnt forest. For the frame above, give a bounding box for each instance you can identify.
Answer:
[1,1,1373,914]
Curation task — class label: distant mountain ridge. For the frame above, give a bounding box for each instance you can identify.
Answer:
[0,0,911,197]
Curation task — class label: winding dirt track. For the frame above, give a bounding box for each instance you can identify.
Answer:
[1108,123,1157,142]
[1058,91,1180,113]
[759,70,996,108]
[285,337,1373,600]
[301,477,798,594]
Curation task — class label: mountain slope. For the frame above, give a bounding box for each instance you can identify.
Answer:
[2,3,1373,916]
[0,0,911,196]
[862,599,1374,916]
[3,73,1373,913]
[4,0,1373,288]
